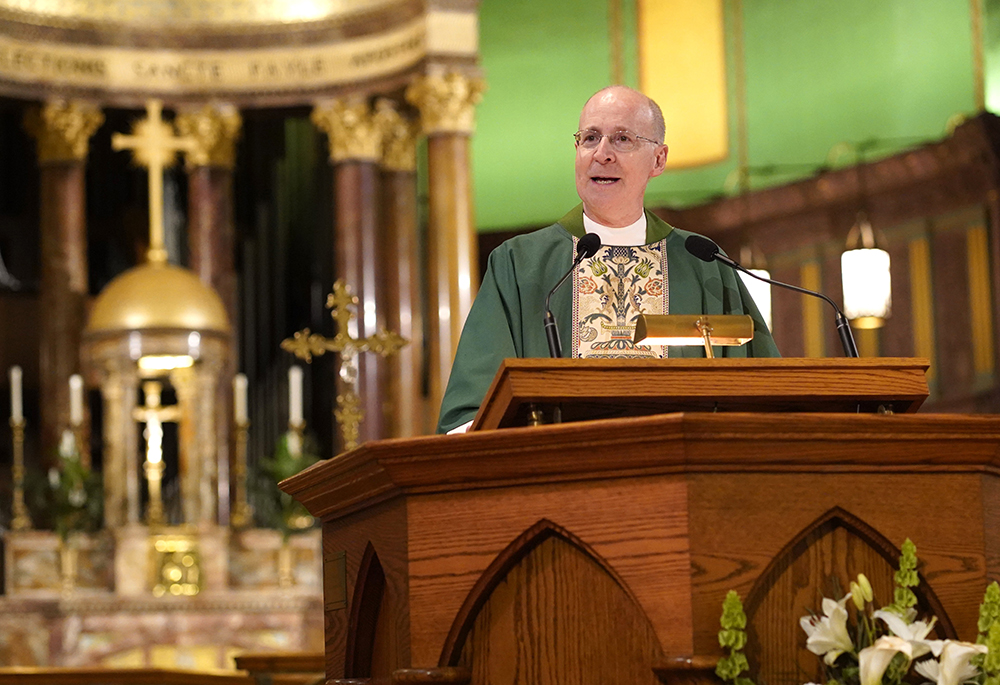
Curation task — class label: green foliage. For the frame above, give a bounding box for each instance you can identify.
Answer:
[26,431,102,540]
[979,582,1000,635]
[716,591,755,685]
[885,538,918,615]
[978,584,1000,676]
[254,432,319,540]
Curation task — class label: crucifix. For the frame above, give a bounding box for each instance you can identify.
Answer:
[281,279,408,451]
[112,99,197,264]
[133,381,182,526]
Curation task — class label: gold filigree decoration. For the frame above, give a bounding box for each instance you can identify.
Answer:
[406,71,486,135]
[23,100,104,163]
[112,100,197,264]
[373,98,418,172]
[174,104,243,170]
[151,535,201,598]
[311,98,382,163]
[281,279,407,451]
[0,0,395,27]
[334,390,363,451]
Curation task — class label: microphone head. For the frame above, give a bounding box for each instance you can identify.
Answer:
[577,233,602,259]
[685,234,720,263]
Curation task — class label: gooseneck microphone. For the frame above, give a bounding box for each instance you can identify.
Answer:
[544,233,602,358]
[684,234,859,358]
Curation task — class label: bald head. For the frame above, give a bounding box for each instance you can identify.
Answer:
[583,86,665,144]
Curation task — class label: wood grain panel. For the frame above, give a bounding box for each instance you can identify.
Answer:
[769,264,803,357]
[743,514,953,685]
[404,477,692,667]
[346,543,386,678]
[687,472,988,657]
[284,412,1000,523]
[472,358,931,430]
[747,526,899,685]
[323,498,409,680]
[456,535,664,685]
[931,220,973,401]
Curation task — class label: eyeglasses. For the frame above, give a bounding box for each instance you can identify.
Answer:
[574,129,661,152]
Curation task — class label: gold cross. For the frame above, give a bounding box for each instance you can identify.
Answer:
[281,279,408,450]
[112,100,197,264]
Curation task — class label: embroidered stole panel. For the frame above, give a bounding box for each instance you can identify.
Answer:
[571,238,669,358]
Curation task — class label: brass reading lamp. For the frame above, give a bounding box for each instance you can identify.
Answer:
[632,314,755,358]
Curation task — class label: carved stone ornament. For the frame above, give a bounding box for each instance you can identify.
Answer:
[174,104,243,170]
[311,98,382,163]
[23,100,104,163]
[405,71,486,135]
[373,99,419,172]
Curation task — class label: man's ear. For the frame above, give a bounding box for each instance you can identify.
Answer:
[650,144,668,178]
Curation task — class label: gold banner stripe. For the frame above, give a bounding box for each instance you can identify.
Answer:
[801,261,824,358]
[639,0,728,168]
[0,17,426,93]
[967,224,995,376]
[908,237,936,383]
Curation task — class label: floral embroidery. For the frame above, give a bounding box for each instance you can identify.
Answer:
[572,239,669,359]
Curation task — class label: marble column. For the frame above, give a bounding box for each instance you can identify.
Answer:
[175,104,242,525]
[406,71,485,429]
[374,99,423,437]
[311,98,387,448]
[24,100,104,462]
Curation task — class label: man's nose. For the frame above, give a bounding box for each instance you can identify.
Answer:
[594,135,615,162]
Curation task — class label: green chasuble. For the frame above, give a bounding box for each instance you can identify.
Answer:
[436,205,780,433]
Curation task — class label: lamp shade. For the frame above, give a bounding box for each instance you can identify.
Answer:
[841,247,891,328]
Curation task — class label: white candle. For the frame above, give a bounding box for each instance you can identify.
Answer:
[9,366,22,422]
[69,374,84,427]
[288,366,303,426]
[233,373,248,424]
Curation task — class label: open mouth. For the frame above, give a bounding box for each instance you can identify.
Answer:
[591,177,619,185]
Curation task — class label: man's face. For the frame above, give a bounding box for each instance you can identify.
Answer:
[574,88,668,227]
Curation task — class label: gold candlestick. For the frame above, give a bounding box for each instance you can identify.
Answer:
[230,418,253,528]
[10,417,31,530]
[144,459,165,526]
[287,420,305,457]
[72,425,90,470]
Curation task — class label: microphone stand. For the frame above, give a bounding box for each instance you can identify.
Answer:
[714,252,859,358]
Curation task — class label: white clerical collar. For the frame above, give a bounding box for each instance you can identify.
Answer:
[582,211,647,246]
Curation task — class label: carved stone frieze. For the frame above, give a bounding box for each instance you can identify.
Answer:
[23,100,104,163]
[373,98,418,172]
[174,104,242,170]
[406,71,485,135]
[311,98,382,163]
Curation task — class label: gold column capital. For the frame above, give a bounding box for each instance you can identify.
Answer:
[311,98,382,163]
[373,99,419,173]
[24,100,104,163]
[406,71,486,136]
[174,104,243,170]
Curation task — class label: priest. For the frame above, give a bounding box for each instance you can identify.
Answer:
[437,85,779,433]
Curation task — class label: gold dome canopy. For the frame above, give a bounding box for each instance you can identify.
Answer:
[85,260,229,336]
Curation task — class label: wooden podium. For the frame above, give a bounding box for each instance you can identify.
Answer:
[282,358,1000,685]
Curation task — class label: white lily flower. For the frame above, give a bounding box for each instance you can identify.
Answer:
[859,636,913,685]
[873,609,942,657]
[914,640,987,685]
[800,594,854,664]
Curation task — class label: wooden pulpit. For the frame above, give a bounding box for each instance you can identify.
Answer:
[281,358,1000,685]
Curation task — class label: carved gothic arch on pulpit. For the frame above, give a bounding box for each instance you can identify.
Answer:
[743,506,957,685]
[345,541,387,679]
[437,517,666,683]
